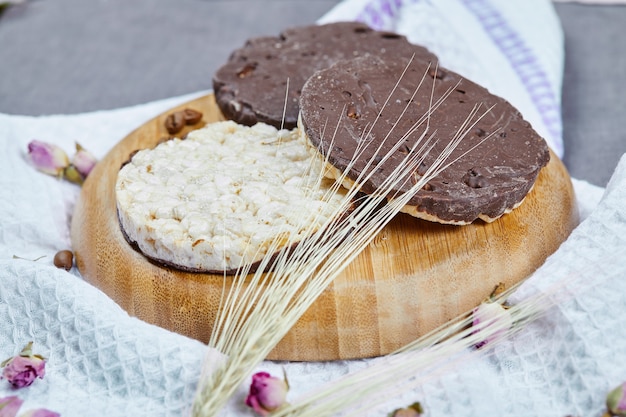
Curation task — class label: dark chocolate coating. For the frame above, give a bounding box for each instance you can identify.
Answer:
[299,55,550,224]
[212,21,436,129]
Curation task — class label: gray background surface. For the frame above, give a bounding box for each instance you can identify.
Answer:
[1,1,625,186]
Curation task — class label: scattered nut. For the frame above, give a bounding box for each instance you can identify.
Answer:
[164,109,204,135]
[183,108,203,125]
[165,111,186,134]
[53,250,74,271]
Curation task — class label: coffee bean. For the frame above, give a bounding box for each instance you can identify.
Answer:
[165,111,185,134]
[183,108,203,125]
[54,250,74,271]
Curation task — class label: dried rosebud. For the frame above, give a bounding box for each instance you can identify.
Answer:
[471,301,512,349]
[245,371,289,416]
[71,142,97,179]
[26,140,69,177]
[62,165,83,185]
[17,410,60,417]
[1,342,46,388]
[0,396,23,417]
[606,382,626,416]
[389,402,424,417]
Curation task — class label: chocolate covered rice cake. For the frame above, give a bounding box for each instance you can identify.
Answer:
[298,55,550,224]
[212,21,436,129]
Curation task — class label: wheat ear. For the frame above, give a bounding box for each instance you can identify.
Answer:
[190,63,485,416]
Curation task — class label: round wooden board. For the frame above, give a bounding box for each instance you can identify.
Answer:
[71,94,579,361]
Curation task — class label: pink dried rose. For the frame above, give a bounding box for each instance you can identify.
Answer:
[61,165,83,185]
[63,143,98,185]
[471,283,512,349]
[18,410,60,417]
[1,342,46,388]
[26,140,97,185]
[606,382,626,416]
[471,301,512,348]
[390,402,424,416]
[245,371,289,416]
[0,396,59,417]
[26,140,69,177]
[0,396,23,417]
[69,142,97,180]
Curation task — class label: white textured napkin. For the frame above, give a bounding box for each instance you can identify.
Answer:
[1,1,625,416]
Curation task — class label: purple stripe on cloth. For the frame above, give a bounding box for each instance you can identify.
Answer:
[356,0,413,30]
[460,0,563,155]
[353,0,562,155]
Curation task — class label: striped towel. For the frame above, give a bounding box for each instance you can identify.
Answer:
[320,0,565,157]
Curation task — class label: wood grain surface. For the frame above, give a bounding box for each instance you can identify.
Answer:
[70,94,579,361]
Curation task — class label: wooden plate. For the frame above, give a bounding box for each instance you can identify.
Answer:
[70,94,579,361]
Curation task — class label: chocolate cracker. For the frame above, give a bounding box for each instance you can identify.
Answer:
[299,55,550,224]
[212,21,436,129]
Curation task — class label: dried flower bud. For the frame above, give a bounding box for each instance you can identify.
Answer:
[71,142,97,179]
[0,342,46,388]
[0,396,23,417]
[245,371,289,416]
[63,165,84,185]
[26,140,69,177]
[17,410,60,417]
[390,402,424,417]
[606,382,626,416]
[472,301,512,349]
